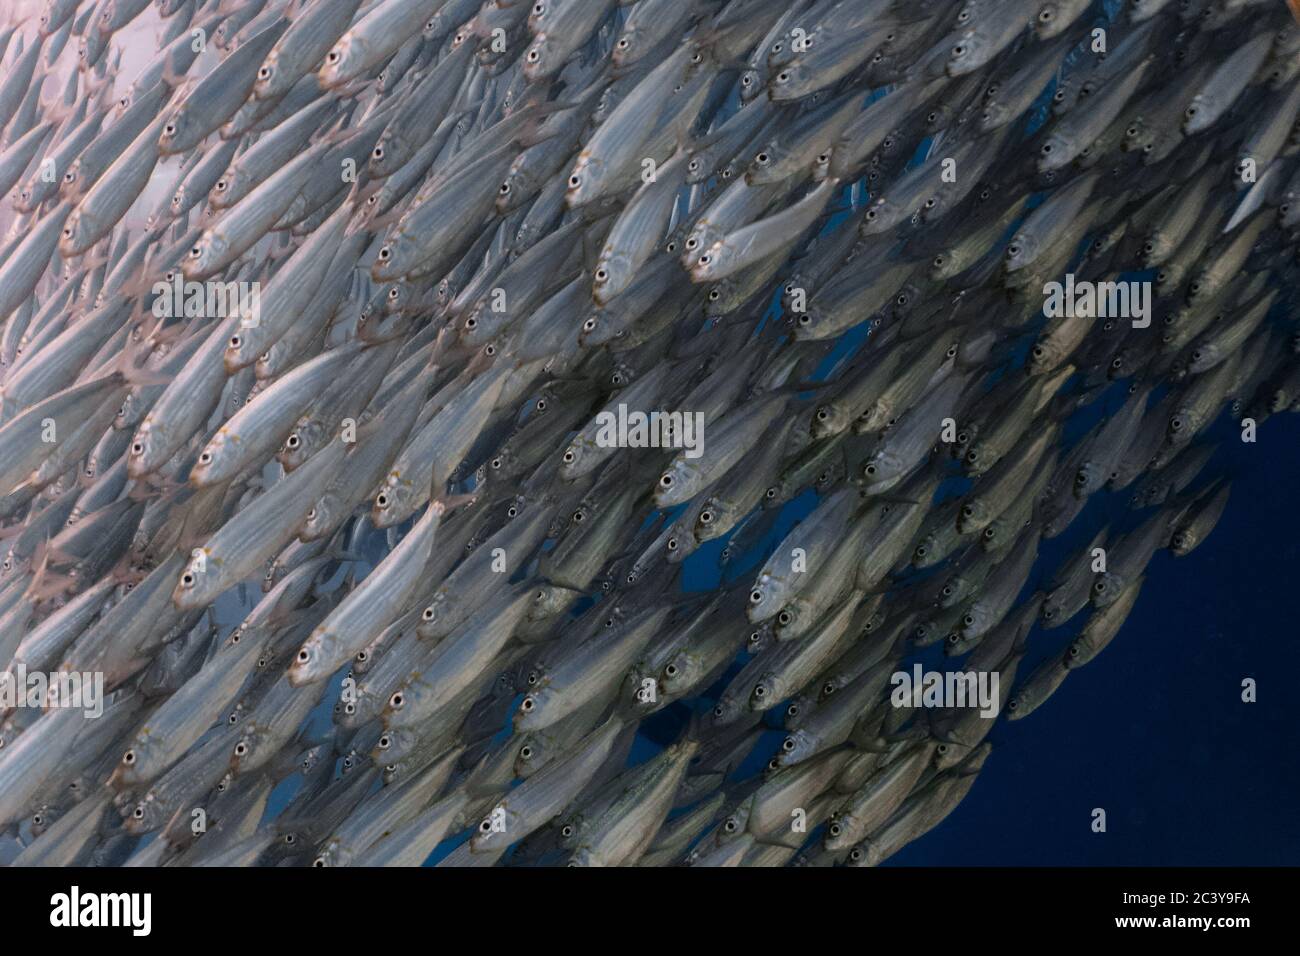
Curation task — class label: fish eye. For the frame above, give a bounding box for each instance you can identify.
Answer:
[327,50,340,64]
[749,589,763,604]
[377,493,389,507]
[297,649,310,663]
[776,71,789,82]
[389,692,404,709]
[259,66,272,80]
[123,750,136,765]
[520,695,535,712]
[659,473,673,487]
[527,49,540,63]
[180,572,194,587]
[952,44,965,57]
[164,123,176,136]
[568,174,580,188]
[234,742,248,757]
[199,451,212,464]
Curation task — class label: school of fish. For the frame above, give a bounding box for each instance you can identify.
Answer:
[0,0,1297,867]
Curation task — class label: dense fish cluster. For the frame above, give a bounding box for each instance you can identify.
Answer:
[0,0,1296,868]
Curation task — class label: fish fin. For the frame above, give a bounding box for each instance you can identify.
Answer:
[28,562,77,603]
[105,552,147,587]
[432,492,478,515]
[159,58,199,92]
[364,203,405,232]
[113,332,171,388]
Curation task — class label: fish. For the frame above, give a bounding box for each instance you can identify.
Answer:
[0,0,1288,871]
